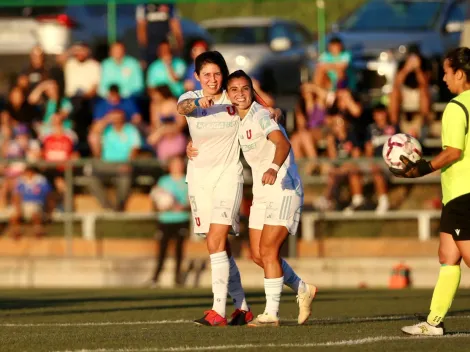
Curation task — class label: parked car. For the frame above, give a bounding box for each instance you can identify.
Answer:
[201,17,316,95]
[328,0,468,101]
[0,5,211,93]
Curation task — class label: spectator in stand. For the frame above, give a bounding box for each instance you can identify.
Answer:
[147,85,186,161]
[364,104,399,214]
[147,41,186,97]
[99,42,144,99]
[389,45,432,131]
[183,40,208,92]
[9,166,53,239]
[28,80,73,136]
[84,109,141,211]
[16,46,49,94]
[331,87,365,146]
[314,37,352,91]
[41,114,79,209]
[2,86,40,133]
[49,51,69,96]
[0,124,41,208]
[149,156,190,287]
[64,42,100,145]
[89,85,143,157]
[136,3,184,66]
[315,115,363,212]
[290,82,335,174]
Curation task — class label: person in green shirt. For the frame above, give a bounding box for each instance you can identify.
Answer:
[390,47,470,336]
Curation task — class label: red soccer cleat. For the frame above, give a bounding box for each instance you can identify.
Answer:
[194,310,228,326]
[228,308,254,326]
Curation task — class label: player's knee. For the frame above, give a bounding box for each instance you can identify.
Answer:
[259,245,278,266]
[251,252,264,268]
[438,249,461,265]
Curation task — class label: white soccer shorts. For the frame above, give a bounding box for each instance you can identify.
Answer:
[188,181,243,237]
[249,190,303,235]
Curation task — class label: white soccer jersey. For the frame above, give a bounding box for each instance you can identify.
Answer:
[238,102,302,199]
[178,90,243,185]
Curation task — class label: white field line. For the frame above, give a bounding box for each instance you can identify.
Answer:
[2,314,470,327]
[53,334,470,352]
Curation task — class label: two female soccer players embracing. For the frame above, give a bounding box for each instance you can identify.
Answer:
[178,50,316,327]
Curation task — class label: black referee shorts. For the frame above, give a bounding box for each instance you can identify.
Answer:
[440,193,470,241]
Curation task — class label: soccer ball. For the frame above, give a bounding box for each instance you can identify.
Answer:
[150,187,175,211]
[382,133,422,169]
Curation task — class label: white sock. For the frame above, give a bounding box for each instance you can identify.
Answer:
[281,259,306,294]
[228,257,249,311]
[210,251,229,317]
[264,277,283,317]
[378,194,388,203]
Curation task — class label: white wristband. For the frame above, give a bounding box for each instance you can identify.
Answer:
[270,163,280,172]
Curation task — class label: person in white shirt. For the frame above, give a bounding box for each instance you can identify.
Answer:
[177,51,252,327]
[188,70,316,327]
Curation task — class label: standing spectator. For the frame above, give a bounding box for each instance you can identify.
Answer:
[147,41,186,97]
[147,85,186,161]
[84,109,141,211]
[183,40,208,92]
[64,42,101,145]
[89,85,143,157]
[99,42,144,99]
[28,80,73,136]
[16,46,49,94]
[314,37,352,91]
[149,156,190,287]
[2,86,40,133]
[364,104,399,214]
[9,166,53,239]
[332,87,365,145]
[389,45,432,128]
[41,114,79,208]
[136,3,184,66]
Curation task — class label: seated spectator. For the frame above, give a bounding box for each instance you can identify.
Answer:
[28,80,73,136]
[16,46,49,94]
[147,85,186,161]
[364,104,399,214]
[89,85,143,157]
[0,124,41,208]
[314,37,352,91]
[49,51,69,96]
[9,166,53,239]
[331,87,365,146]
[389,45,432,131]
[147,40,186,97]
[183,40,208,92]
[84,109,141,211]
[99,42,144,99]
[2,86,40,133]
[65,42,100,145]
[315,116,363,212]
[290,83,334,173]
[41,114,79,209]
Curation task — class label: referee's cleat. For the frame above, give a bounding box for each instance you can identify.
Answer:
[401,321,444,336]
[194,310,227,327]
[297,284,317,324]
[228,309,254,326]
[247,312,280,327]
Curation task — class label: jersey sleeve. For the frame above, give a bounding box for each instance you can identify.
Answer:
[442,102,467,151]
[255,110,280,138]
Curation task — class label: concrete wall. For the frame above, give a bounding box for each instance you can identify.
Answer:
[1,257,469,289]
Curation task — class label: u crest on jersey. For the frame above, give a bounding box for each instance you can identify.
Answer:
[226,106,236,116]
[246,130,252,139]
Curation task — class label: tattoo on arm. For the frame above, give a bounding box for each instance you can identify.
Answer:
[177,99,197,115]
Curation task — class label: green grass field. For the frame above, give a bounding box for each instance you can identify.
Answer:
[2,288,470,352]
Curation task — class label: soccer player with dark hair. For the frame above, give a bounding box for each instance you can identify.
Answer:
[391,47,470,335]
